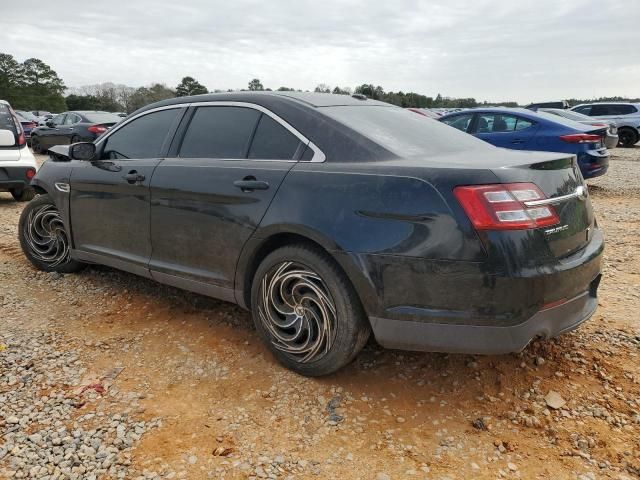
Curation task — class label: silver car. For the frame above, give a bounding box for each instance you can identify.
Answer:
[571,102,640,148]
[540,108,618,149]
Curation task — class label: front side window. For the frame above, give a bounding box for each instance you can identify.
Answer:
[442,113,473,132]
[248,114,301,160]
[179,106,260,159]
[101,108,180,160]
[63,114,79,125]
[51,114,65,126]
[573,105,592,115]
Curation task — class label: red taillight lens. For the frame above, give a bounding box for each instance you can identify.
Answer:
[26,168,36,180]
[453,183,560,230]
[559,133,601,143]
[88,125,107,134]
[17,132,26,146]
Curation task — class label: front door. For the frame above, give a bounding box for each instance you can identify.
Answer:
[69,107,184,276]
[149,105,304,292]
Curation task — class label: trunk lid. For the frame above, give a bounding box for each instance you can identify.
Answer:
[489,152,594,258]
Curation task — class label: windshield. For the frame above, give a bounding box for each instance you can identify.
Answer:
[83,112,123,124]
[320,105,492,157]
[15,110,39,122]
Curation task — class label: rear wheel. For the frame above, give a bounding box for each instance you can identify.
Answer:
[618,128,639,148]
[18,194,85,273]
[251,244,370,376]
[70,135,80,144]
[11,187,36,202]
[30,135,43,154]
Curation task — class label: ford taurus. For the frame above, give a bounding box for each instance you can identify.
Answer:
[18,92,603,376]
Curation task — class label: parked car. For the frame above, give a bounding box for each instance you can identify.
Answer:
[19,92,603,376]
[30,111,123,153]
[439,108,609,178]
[539,108,618,149]
[406,107,441,119]
[570,102,640,148]
[526,100,569,110]
[14,110,40,141]
[0,100,38,201]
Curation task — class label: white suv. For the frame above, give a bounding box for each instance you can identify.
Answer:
[571,102,640,148]
[0,100,38,201]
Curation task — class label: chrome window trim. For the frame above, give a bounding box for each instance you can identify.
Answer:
[96,101,326,163]
[523,186,588,207]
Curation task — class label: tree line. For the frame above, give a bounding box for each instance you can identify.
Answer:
[2,53,639,114]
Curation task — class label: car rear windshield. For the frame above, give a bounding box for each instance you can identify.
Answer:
[0,104,18,135]
[320,105,491,157]
[15,110,39,122]
[542,108,592,122]
[533,110,594,131]
[83,112,123,124]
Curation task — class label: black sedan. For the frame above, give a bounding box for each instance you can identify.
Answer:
[19,92,603,376]
[30,111,122,153]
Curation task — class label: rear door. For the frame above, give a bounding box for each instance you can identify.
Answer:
[39,114,66,148]
[59,113,80,143]
[69,107,184,276]
[149,104,305,293]
[473,113,538,149]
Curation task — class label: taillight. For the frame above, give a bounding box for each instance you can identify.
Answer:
[26,168,36,180]
[453,183,560,230]
[88,125,107,134]
[559,133,601,143]
[589,123,607,127]
[17,132,26,146]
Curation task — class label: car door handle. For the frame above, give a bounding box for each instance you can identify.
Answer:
[511,139,524,144]
[123,171,145,184]
[233,177,269,192]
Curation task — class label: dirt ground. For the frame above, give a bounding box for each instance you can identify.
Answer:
[1,148,639,480]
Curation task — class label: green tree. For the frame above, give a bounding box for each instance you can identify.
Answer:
[175,76,208,97]
[128,84,175,112]
[0,53,21,101]
[314,83,331,93]
[0,54,66,111]
[248,78,264,91]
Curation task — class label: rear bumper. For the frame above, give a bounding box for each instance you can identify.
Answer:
[370,275,600,354]
[365,228,604,354]
[578,150,609,179]
[0,166,34,191]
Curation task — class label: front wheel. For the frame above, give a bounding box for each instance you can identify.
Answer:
[618,128,639,148]
[11,187,36,202]
[18,194,85,273]
[30,136,43,154]
[251,244,370,376]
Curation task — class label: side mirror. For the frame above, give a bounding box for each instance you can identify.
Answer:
[69,142,96,161]
[0,129,15,147]
[46,120,56,128]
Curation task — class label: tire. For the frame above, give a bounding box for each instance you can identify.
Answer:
[70,135,80,144]
[11,187,36,202]
[18,194,85,273]
[251,244,370,376]
[618,128,639,148]
[31,135,42,154]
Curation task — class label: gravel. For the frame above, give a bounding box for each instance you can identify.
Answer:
[1,148,639,479]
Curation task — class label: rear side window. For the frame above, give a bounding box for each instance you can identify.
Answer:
[607,104,637,115]
[0,104,18,135]
[476,114,533,133]
[101,108,180,159]
[248,114,300,160]
[442,113,473,132]
[179,106,260,159]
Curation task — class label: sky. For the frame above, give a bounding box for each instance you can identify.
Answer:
[1,0,639,103]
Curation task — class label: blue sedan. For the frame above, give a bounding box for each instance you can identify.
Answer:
[439,108,609,178]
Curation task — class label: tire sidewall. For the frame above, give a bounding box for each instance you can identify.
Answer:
[251,245,368,376]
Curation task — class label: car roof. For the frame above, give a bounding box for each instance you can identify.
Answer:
[573,102,640,107]
[137,91,391,114]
